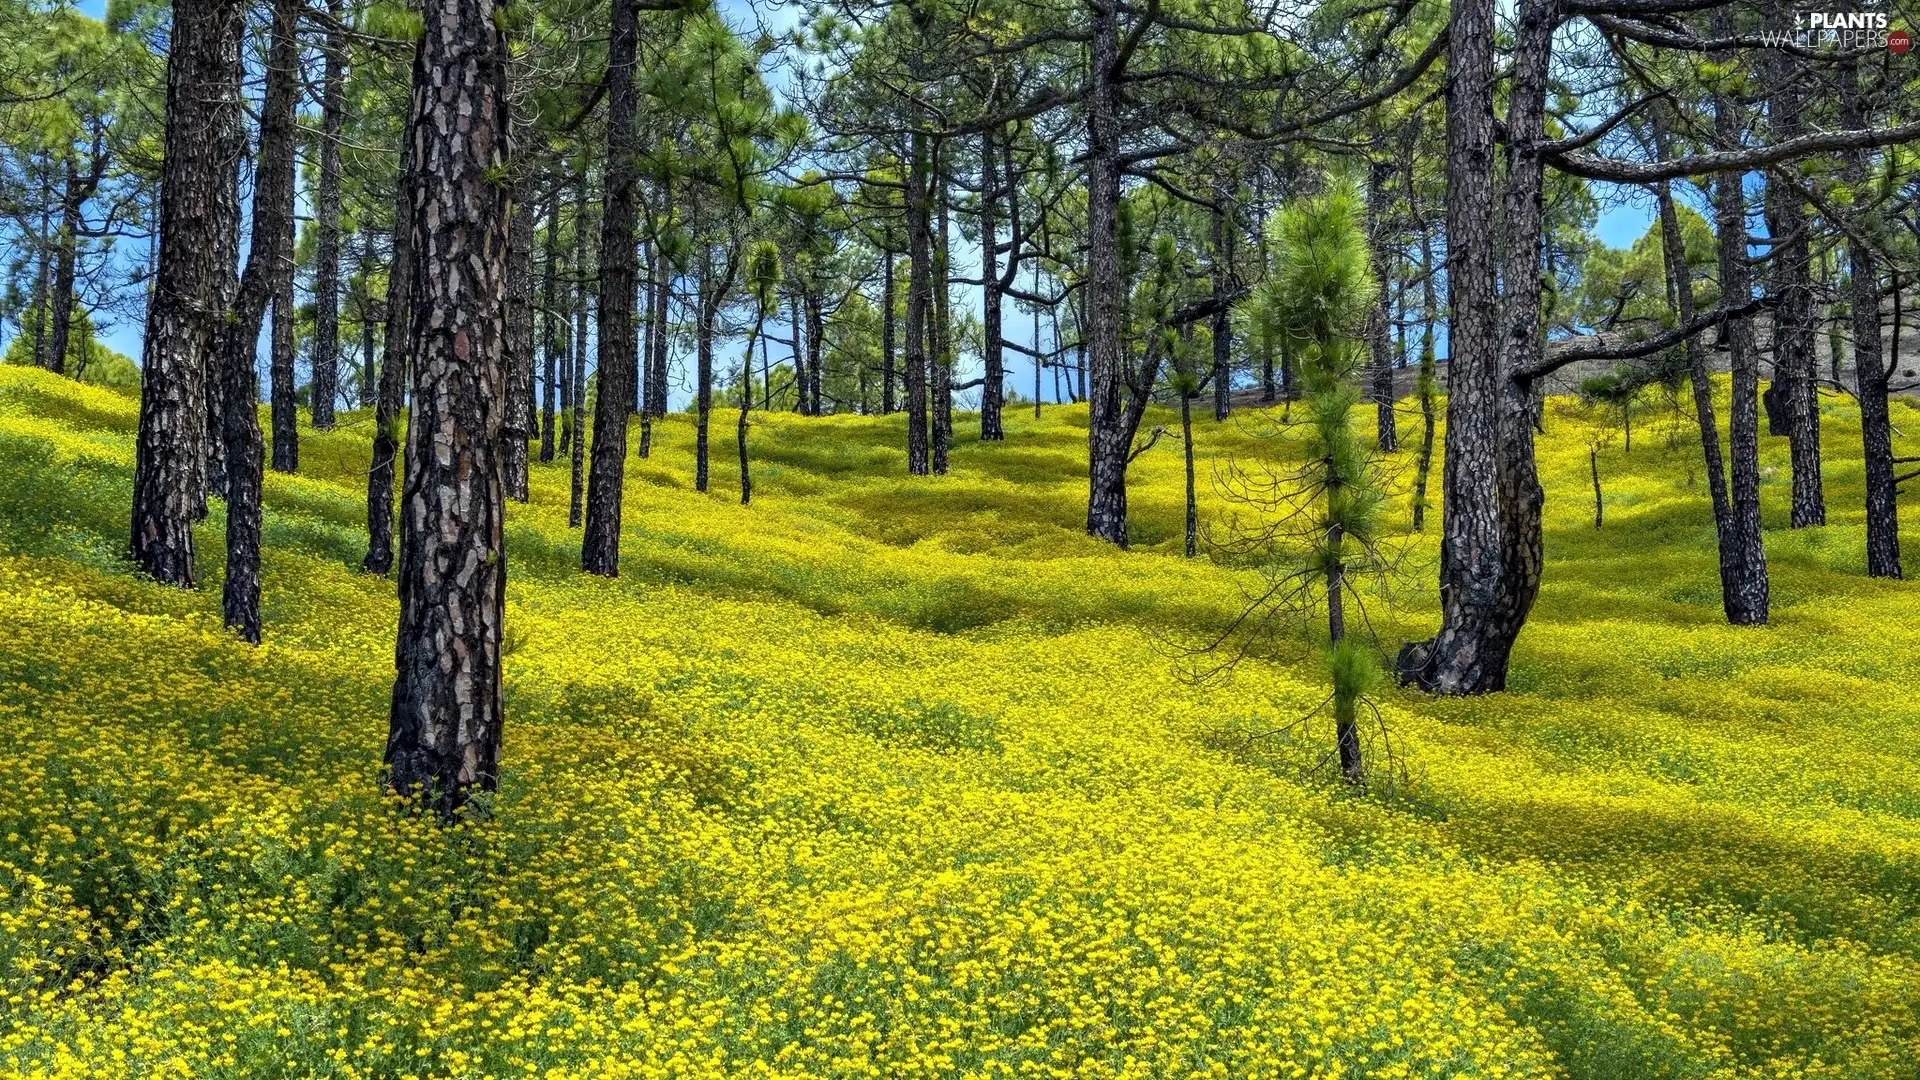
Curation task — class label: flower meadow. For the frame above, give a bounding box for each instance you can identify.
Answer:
[2,366,1920,1079]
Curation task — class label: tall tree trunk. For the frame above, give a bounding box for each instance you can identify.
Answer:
[364,132,416,576]
[1710,21,1770,624]
[905,131,931,475]
[695,267,715,492]
[540,193,560,462]
[357,233,379,408]
[1182,391,1196,556]
[1399,0,1506,690]
[806,292,824,415]
[131,0,244,587]
[881,249,897,415]
[1765,56,1823,527]
[269,255,298,471]
[28,163,50,371]
[1843,61,1899,577]
[636,235,656,456]
[503,182,535,502]
[311,0,347,430]
[569,176,590,528]
[979,127,1005,440]
[932,172,952,473]
[789,291,805,413]
[1365,159,1397,451]
[212,0,300,638]
[1210,193,1231,422]
[385,0,512,818]
[648,233,669,419]
[46,148,98,378]
[1411,227,1438,532]
[1084,0,1127,543]
[581,0,642,576]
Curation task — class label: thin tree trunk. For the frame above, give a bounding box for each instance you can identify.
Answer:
[357,232,379,408]
[1767,55,1823,528]
[569,175,589,529]
[1366,160,1397,450]
[131,0,244,586]
[1590,449,1603,529]
[932,171,952,474]
[881,249,896,415]
[540,192,559,462]
[311,0,346,430]
[1412,228,1438,532]
[364,130,416,576]
[581,0,642,576]
[980,127,1005,440]
[1210,194,1231,422]
[1182,392,1196,556]
[503,182,535,502]
[905,131,931,475]
[29,162,50,371]
[806,292,824,415]
[385,0,512,818]
[647,210,670,420]
[695,278,715,493]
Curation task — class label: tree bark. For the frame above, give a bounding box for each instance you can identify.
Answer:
[647,219,669,420]
[131,0,244,587]
[1399,0,1508,691]
[310,0,346,430]
[540,192,559,462]
[1210,193,1232,422]
[979,127,1005,440]
[385,0,512,818]
[46,134,105,378]
[212,0,300,638]
[1843,61,1898,577]
[1709,19,1770,624]
[932,171,953,473]
[365,142,415,576]
[881,248,897,415]
[1411,226,1438,532]
[695,256,716,492]
[1765,54,1823,528]
[905,131,932,475]
[582,0,642,576]
[570,175,590,529]
[1084,0,1128,544]
[1365,159,1397,450]
[503,181,535,502]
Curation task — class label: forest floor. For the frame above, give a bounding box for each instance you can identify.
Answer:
[3,365,1920,1079]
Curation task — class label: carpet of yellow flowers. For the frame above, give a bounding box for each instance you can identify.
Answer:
[2,364,1920,1079]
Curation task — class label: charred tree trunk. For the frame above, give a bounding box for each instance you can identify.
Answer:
[1843,61,1899,577]
[311,0,347,430]
[212,0,300,638]
[581,0,642,576]
[540,193,559,462]
[904,132,932,475]
[1365,160,1398,451]
[806,292,825,415]
[384,0,512,819]
[1710,36,1770,623]
[979,127,1005,440]
[1399,0,1508,691]
[503,183,535,502]
[364,130,416,576]
[1084,0,1128,544]
[130,0,244,587]
[647,234,670,420]
[1765,57,1823,528]
[695,264,715,493]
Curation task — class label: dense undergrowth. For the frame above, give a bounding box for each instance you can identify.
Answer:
[2,365,1920,1079]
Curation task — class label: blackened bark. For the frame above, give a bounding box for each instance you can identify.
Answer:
[29,166,50,371]
[1365,160,1397,450]
[1084,0,1128,544]
[365,143,415,576]
[357,233,379,408]
[311,0,346,430]
[213,0,300,637]
[47,134,105,378]
[979,128,1005,440]
[1843,62,1898,577]
[806,293,824,415]
[504,184,535,502]
[1181,390,1196,556]
[570,177,589,528]
[1710,31,1770,624]
[1765,58,1823,528]
[1401,0,1506,690]
[904,131,931,475]
[1411,226,1438,532]
[269,252,298,472]
[695,261,715,492]
[881,249,897,415]
[385,0,512,818]
[647,230,669,419]
[932,176,952,473]
[131,0,244,587]
[1210,195,1231,423]
[540,193,559,462]
[582,0,642,576]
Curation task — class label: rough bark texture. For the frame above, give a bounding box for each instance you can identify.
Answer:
[932,180,952,473]
[1083,0,1128,544]
[504,181,536,502]
[695,262,716,492]
[1843,61,1899,578]
[1365,160,1397,451]
[1411,227,1437,532]
[311,0,347,430]
[569,175,589,529]
[1399,0,1506,691]
[384,0,512,818]
[540,194,559,462]
[213,0,301,638]
[581,0,642,576]
[365,146,415,576]
[46,135,105,379]
[1210,196,1231,423]
[979,127,1005,440]
[1710,32,1770,624]
[904,131,932,475]
[130,0,245,587]
[1764,56,1823,528]
[881,250,896,415]
[647,236,669,420]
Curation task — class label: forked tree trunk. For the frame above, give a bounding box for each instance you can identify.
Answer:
[581,0,642,576]
[385,0,512,818]
[213,0,300,639]
[131,0,244,587]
